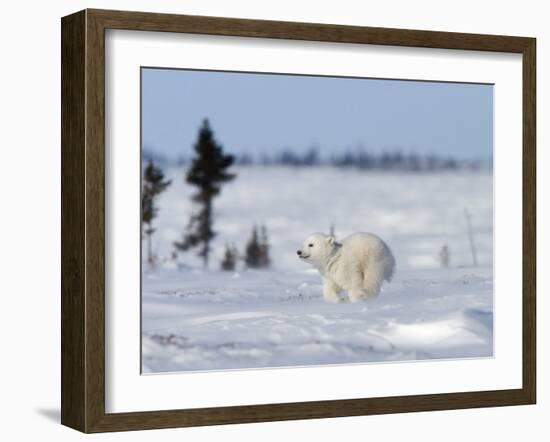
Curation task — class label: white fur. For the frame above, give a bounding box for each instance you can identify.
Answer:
[297,232,395,303]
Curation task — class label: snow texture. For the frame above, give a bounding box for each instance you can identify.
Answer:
[142,166,493,373]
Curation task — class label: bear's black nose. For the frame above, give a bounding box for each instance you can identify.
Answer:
[297,250,302,256]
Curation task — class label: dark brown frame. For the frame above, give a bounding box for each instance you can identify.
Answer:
[61,8,536,433]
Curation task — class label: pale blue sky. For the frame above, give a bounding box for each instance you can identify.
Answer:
[141,68,493,160]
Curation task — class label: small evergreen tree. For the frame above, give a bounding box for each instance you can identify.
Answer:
[220,243,238,271]
[439,244,450,268]
[174,119,235,267]
[245,225,271,269]
[142,160,171,265]
[259,224,271,268]
[245,226,263,268]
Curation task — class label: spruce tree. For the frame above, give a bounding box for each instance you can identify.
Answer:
[174,119,235,267]
[245,226,263,268]
[142,160,171,265]
[220,244,238,271]
[439,244,450,268]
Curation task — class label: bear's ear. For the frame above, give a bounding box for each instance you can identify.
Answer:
[327,235,335,245]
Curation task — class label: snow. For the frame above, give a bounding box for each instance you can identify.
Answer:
[142,166,493,373]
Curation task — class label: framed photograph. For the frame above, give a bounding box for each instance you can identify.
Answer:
[61,9,536,433]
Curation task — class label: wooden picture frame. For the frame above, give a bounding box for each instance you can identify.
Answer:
[61,8,536,433]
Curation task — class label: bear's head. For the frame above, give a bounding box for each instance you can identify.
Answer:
[297,233,337,266]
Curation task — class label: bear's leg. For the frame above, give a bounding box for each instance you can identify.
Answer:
[348,288,367,303]
[362,262,383,299]
[348,276,367,303]
[362,279,382,299]
[322,278,342,303]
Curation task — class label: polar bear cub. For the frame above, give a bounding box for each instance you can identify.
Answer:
[297,232,395,303]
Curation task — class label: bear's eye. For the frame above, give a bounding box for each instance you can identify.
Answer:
[308,243,314,247]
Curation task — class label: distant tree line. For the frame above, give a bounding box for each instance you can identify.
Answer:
[153,146,490,173]
[229,148,488,172]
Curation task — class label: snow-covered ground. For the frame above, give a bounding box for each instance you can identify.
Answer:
[142,166,493,373]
